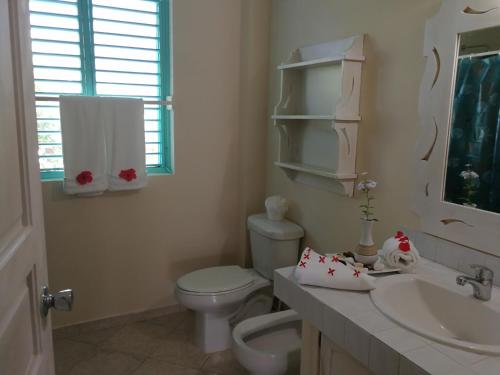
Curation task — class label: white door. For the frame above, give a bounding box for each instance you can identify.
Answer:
[0,0,55,374]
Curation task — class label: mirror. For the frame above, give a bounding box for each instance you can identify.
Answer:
[444,26,500,213]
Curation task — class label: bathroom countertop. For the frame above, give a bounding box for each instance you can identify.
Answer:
[274,259,500,375]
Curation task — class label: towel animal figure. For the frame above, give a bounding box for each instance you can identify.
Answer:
[382,231,420,272]
[294,247,376,291]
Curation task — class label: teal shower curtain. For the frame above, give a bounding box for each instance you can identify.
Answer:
[444,54,500,213]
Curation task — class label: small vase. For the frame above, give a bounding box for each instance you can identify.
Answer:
[355,219,378,265]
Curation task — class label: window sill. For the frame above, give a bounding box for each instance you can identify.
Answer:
[40,168,173,182]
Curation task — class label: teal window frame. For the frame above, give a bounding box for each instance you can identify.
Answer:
[32,0,172,181]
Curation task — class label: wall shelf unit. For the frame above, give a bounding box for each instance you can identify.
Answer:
[273,35,365,197]
[277,55,365,71]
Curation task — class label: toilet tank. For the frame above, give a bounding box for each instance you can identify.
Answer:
[247,214,304,280]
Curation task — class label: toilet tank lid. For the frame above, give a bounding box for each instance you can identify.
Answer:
[247,214,304,240]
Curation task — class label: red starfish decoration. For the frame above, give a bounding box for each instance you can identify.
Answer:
[299,261,307,268]
[331,255,339,263]
[327,268,335,276]
[353,270,361,278]
[303,253,311,260]
[318,256,326,263]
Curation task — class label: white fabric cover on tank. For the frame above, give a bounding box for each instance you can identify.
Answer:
[177,266,254,294]
[247,214,304,240]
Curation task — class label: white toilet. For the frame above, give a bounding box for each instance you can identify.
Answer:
[175,213,304,354]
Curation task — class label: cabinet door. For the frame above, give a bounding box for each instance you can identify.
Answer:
[320,336,373,375]
[300,321,321,375]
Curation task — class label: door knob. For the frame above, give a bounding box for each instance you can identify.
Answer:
[40,286,74,317]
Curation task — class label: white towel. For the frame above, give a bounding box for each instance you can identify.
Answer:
[294,247,376,291]
[382,231,420,272]
[60,96,108,195]
[103,97,147,191]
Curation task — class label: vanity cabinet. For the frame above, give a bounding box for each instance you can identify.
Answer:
[301,321,373,375]
[273,36,365,197]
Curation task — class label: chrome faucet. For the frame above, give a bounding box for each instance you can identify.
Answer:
[456,264,494,301]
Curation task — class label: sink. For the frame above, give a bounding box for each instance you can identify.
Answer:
[370,274,500,355]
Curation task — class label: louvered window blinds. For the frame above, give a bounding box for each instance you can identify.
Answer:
[29,0,171,179]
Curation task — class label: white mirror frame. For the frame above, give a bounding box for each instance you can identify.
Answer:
[415,0,500,256]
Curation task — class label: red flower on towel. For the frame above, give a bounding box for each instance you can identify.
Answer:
[76,170,93,185]
[399,241,411,252]
[299,261,307,268]
[395,231,405,239]
[353,270,361,278]
[328,268,335,276]
[318,256,326,263]
[119,168,137,182]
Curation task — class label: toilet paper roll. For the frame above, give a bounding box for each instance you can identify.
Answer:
[265,195,288,221]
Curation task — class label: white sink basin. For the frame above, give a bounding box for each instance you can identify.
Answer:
[371,274,500,355]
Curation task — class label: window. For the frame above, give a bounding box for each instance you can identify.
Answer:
[29,0,171,180]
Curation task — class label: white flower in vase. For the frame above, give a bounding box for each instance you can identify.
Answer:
[357,174,378,222]
[356,173,379,265]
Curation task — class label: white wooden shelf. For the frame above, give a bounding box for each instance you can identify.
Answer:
[275,162,357,180]
[273,35,365,197]
[278,55,365,70]
[272,114,361,121]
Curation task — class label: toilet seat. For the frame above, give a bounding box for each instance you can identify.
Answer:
[176,265,254,295]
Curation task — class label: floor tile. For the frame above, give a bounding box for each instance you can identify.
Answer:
[54,311,250,375]
[53,338,98,375]
[131,358,203,375]
[99,321,172,359]
[53,325,81,340]
[147,311,192,333]
[69,350,142,375]
[201,349,248,375]
[169,312,196,337]
[71,326,122,346]
[150,332,209,369]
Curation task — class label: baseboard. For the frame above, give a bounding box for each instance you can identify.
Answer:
[52,303,185,339]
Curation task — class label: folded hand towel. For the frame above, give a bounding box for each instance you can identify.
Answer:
[382,231,420,272]
[294,247,376,291]
[60,96,108,195]
[103,97,147,191]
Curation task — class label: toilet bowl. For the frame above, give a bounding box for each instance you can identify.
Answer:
[175,266,271,353]
[176,214,304,353]
[232,309,302,375]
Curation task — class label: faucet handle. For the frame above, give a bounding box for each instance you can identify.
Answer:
[470,264,494,281]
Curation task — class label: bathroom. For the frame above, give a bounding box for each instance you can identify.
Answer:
[2,0,500,374]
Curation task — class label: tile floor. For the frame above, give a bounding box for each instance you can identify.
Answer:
[53,311,249,375]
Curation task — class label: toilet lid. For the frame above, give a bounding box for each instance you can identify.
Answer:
[177,266,254,294]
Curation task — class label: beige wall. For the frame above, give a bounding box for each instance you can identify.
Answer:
[43,0,271,328]
[43,0,445,328]
[266,0,441,251]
